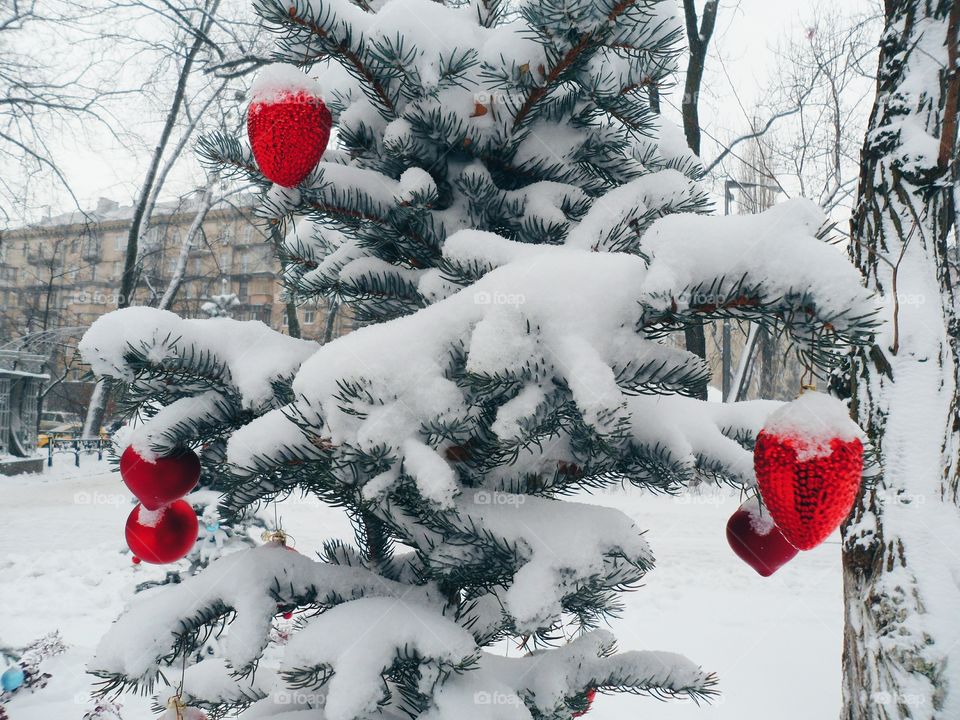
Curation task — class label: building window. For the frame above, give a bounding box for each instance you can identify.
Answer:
[238,278,248,300]
[304,309,316,324]
[194,257,203,276]
[114,234,124,250]
[219,253,229,271]
[240,252,250,274]
[90,264,97,281]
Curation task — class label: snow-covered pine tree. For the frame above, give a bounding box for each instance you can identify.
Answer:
[841,1,960,717]
[78,0,877,717]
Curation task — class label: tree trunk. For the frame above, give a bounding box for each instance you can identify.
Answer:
[157,186,215,310]
[841,2,960,718]
[680,0,718,399]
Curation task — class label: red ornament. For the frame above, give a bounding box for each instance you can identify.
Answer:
[572,688,596,717]
[726,498,798,576]
[120,446,201,511]
[754,392,864,551]
[131,556,141,565]
[282,611,293,620]
[125,500,199,564]
[247,66,331,188]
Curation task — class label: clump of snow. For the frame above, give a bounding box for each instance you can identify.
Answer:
[738,495,776,535]
[397,167,436,203]
[92,545,438,680]
[250,63,323,104]
[79,308,318,411]
[761,390,863,461]
[283,598,478,720]
[644,200,876,327]
[401,438,458,508]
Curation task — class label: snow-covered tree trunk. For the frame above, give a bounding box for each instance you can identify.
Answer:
[842,2,960,718]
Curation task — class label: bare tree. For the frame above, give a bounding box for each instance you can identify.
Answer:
[0,1,123,224]
[758,6,879,215]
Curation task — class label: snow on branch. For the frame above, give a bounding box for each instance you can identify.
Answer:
[91,544,439,688]
[79,310,319,453]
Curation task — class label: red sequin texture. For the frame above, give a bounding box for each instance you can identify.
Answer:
[754,432,863,550]
[248,91,331,188]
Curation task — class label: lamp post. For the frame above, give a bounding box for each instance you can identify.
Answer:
[722,178,781,402]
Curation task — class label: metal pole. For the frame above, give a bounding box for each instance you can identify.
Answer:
[722,181,734,401]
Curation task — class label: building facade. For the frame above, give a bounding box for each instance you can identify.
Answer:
[0,194,350,343]
[0,193,350,417]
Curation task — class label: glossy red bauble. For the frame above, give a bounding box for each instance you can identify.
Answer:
[248,91,331,188]
[120,446,201,511]
[754,432,863,551]
[125,500,198,564]
[726,498,798,576]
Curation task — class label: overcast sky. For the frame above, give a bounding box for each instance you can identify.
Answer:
[21,0,880,221]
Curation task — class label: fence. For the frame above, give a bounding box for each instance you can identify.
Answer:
[46,436,111,467]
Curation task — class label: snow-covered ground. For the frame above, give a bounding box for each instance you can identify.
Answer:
[0,458,843,719]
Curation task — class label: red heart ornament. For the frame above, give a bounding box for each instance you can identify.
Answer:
[726,498,798,576]
[125,500,198,564]
[120,446,201,511]
[248,90,331,188]
[754,432,863,551]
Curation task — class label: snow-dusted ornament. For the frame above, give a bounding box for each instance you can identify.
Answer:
[120,446,200,510]
[125,500,199,564]
[247,63,331,188]
[159,696,207,720]
[725,497,798,576]
[753,391,864,550]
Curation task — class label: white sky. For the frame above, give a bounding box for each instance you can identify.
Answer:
[19,0,880,221]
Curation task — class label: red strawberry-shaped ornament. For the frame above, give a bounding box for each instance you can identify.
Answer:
[754,391,864,551]
[726,497,798,576]
[572,687,596,717]
[120,445,201,511]
[126,500,199,564]
[247,63,331,188]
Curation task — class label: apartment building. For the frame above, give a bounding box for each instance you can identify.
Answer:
[0,193,351,418]
[0,193,350,343]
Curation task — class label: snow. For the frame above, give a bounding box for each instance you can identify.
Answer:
[283,598,477,720]
[79,308,319,412]
[0,459,847,719]
[250,63,323,104]
[401,438,458,508]
[760,390,863,461]
[640,199,874,326]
